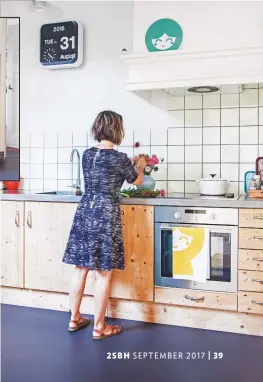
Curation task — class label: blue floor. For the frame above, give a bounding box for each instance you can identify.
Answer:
[1,304,263,382]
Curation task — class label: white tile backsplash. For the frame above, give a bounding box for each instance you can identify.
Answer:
[168,146,184,163]
[44,164,58,180]
[203,127,220,145]
[185,95,202,110]
[185,181,199,193]
[240,126,258,144]
[30,148,43,164]
[185,146,202,163]
[168,128,184,145]
[259,108,263,125]
[150,129,167,146]
[203,163,220,177]
[203,145,220,163]
[58,132,73,148]
[185,164,202,180]
[203,94,220,109]
[168,181,184,193]
[30,164,43,179]
[240,107,258,126]
[58,147,73,163]
[259,89,263,107]
[221,94,239,108]
[24,88,262,195]
[203,109,220,127]
[221,108,239,126]
[167,96,184,111]
[20,148,30,163]
[44,148,57,164]
[240,145,258,163]
[185,110,202,128]
[134,128,150,146]
[31,132,44,148]
[240,89,258,107]
[44,133,57,148]
[221,145,239,163]
[221,163,239,181]
[168,110,184,127]
[168,164,184,180]
[185,128,202,145]
[221,126,239,145]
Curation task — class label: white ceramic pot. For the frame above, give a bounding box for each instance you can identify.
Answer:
[196,174,228,196]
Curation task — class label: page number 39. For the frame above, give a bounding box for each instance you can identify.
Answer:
[213,352,223,359]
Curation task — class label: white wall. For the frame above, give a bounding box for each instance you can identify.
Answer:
[1,0,167,138]
[134,1,263,53]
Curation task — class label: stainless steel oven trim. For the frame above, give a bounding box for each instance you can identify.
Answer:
[154,222,238,293]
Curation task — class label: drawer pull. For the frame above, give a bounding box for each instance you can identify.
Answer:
[15,211,20,227]
[27,211,32,228]
[251,300,263,306]
[252,257,263,261]
[185,295,205,302]
[252,278,263,284]
[253,213,263,220]
[121,211,124,215]
[253,235,263,240]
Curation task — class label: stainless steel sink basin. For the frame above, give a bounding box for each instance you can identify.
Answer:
[36,191,77,196]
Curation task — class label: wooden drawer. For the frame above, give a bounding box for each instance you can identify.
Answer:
[238,270,263,292]
[239,228,263,249]
[239,249,263,271]
[239,209,263,228]
[154,287,237,311]
[238,292,263,315]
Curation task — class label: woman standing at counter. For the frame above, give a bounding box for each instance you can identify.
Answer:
[63,110,146,339]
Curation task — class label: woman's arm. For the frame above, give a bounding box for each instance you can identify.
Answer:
[132,157,147,186]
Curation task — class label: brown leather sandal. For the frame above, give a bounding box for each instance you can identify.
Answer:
[93,323,123,340]
[68,316,90,332]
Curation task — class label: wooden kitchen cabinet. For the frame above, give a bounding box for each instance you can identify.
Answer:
[239,228,263,250]
[238,270,263,293]
[238,292,263,315]
[24,202,95,295]
[0,201,24,287]
[239,209,263,229]
[110,205,154,302]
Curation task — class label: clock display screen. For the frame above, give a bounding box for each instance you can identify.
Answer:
[40,21,79,65]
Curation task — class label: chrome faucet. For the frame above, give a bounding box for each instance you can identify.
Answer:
[69,149,81,193]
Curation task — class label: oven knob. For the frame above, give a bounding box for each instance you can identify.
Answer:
[174,211,182,220]
[210,213,217,220]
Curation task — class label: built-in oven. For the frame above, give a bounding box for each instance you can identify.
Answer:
[154,206,238,293]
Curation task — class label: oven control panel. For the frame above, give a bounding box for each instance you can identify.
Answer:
[155,207,238,226]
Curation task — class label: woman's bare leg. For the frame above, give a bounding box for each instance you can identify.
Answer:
[93,270,113,335]
[69,266,89,328]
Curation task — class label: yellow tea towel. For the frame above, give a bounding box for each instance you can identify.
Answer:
[172,227,209,282]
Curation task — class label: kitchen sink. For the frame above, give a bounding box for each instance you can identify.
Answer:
[36,191,78,196]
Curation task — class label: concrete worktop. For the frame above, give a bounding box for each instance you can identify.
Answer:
[1,190,263,208]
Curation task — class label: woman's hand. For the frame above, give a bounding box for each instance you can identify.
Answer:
[130,156,138,165]
[137,156,147,171]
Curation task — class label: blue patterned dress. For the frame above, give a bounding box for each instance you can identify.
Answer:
[62,148,138,270]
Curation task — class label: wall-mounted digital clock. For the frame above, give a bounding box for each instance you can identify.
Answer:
[40,21,83,69]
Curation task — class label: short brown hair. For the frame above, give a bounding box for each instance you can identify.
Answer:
[91,110,124,146]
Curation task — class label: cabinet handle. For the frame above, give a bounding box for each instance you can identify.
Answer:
[121,211,124,215]
[252,278,263,284]
[252,257,263,261]
[251,300,263,306]
[253,214,263,220]
[253,235,263,240]
[15,211,20,227]
[27,211,32,228]
[185,295,205,302]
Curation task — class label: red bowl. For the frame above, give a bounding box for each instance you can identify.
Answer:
[4,181,20,190]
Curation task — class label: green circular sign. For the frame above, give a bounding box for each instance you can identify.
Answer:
[145,18,183,52]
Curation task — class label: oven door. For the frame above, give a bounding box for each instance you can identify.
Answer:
[154,223,238,293]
